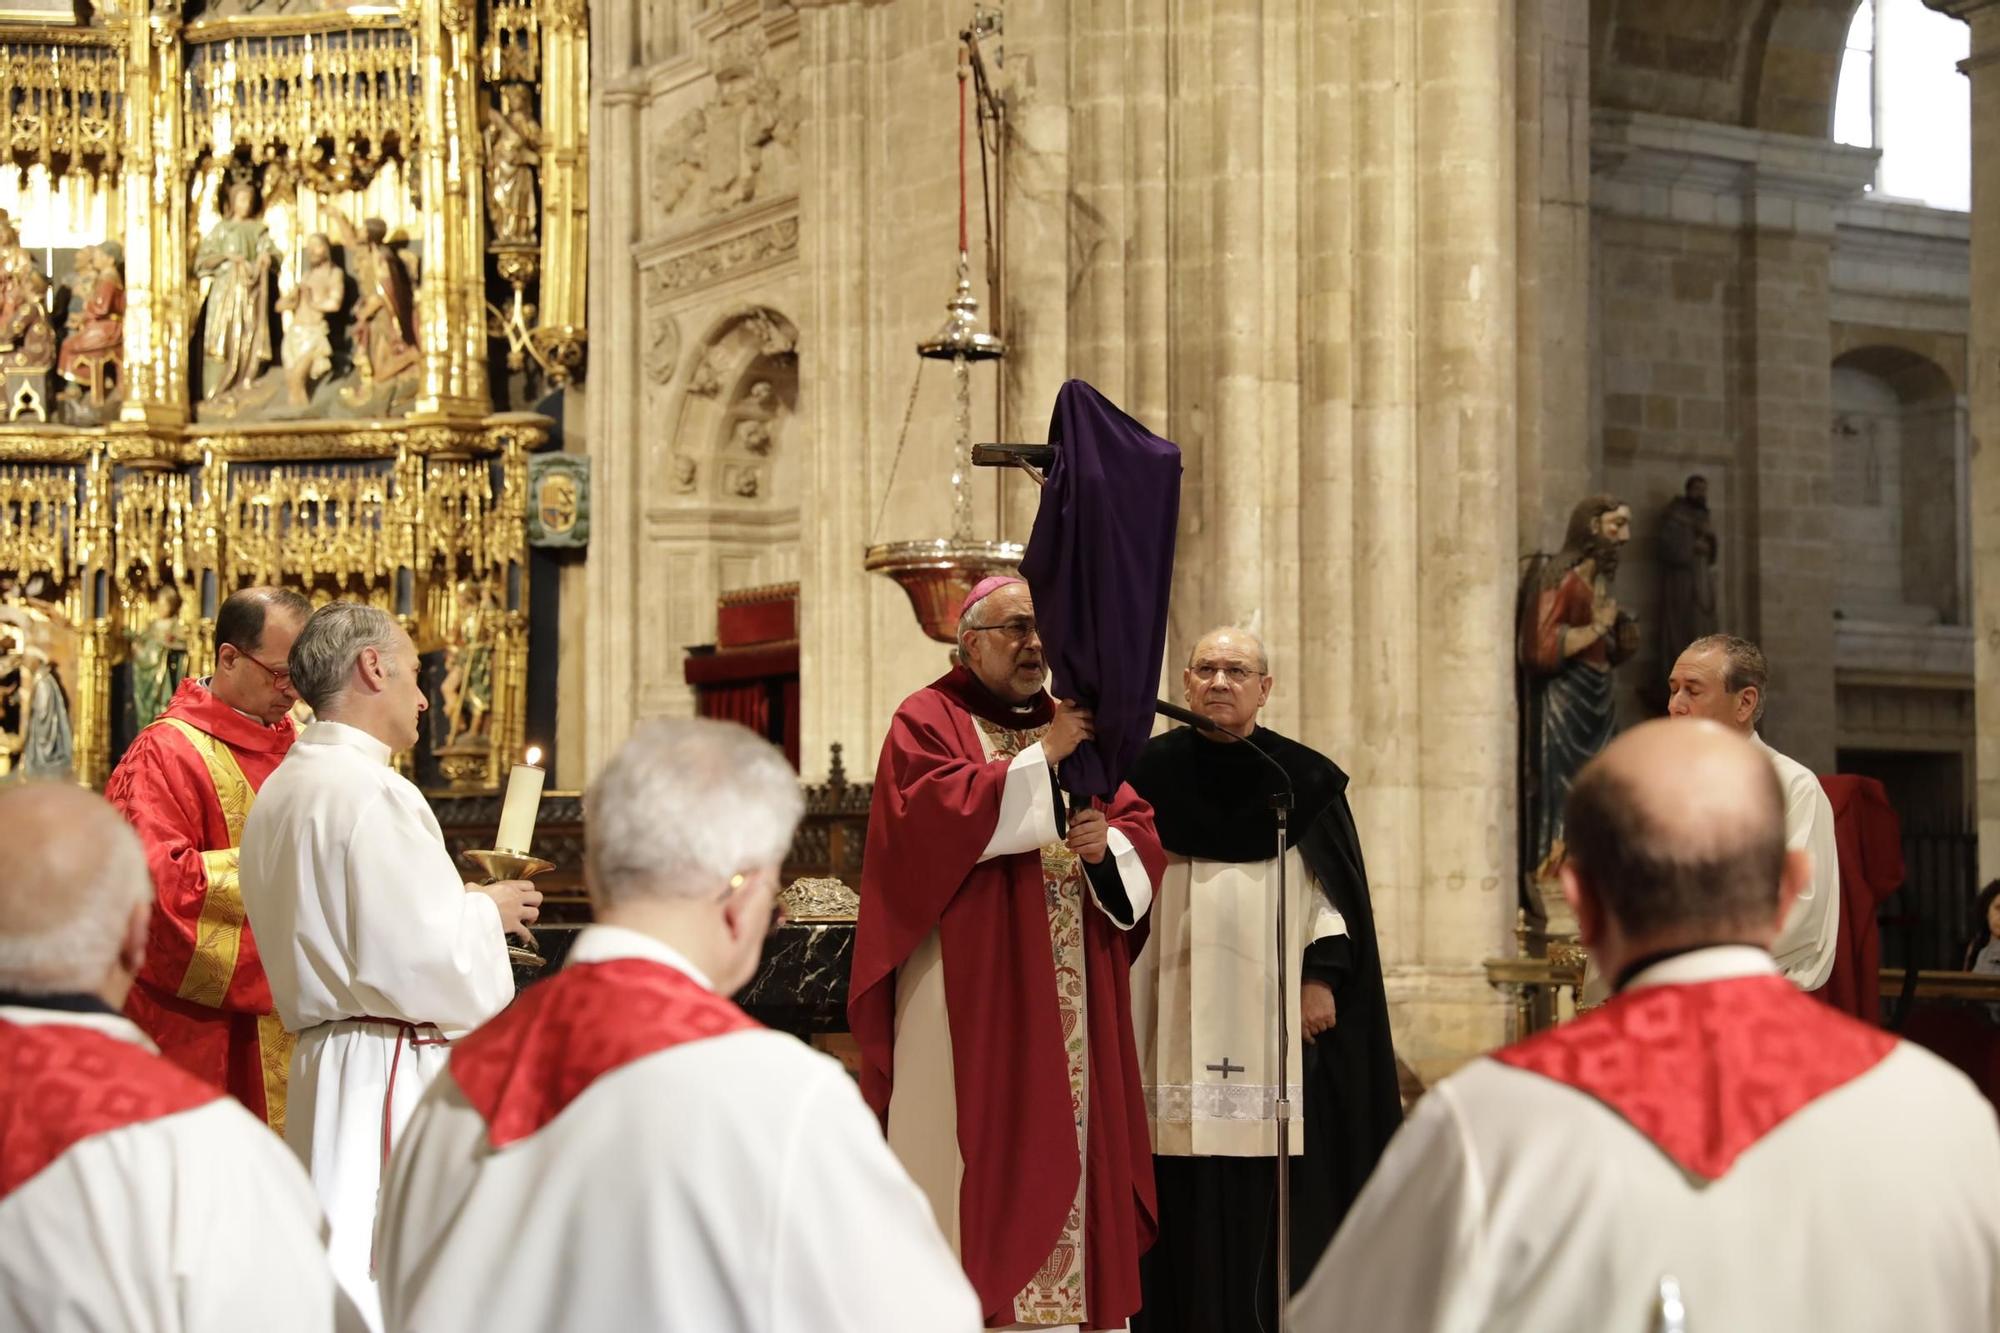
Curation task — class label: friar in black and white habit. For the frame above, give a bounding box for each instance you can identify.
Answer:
[1125,627,1402,1332]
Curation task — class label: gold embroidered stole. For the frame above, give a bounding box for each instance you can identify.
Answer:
[156,717,294,1132]
[975,717,1092,1327]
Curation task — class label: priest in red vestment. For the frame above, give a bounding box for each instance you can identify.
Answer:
[104,586,310,1132]
[851,575,1168,1332]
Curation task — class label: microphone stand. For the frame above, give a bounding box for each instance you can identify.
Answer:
[1154,700,1297,1332]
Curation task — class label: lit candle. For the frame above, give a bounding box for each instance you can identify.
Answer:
[496,745,545,855]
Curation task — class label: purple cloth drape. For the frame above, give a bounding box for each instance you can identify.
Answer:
[1020,380,1182,799]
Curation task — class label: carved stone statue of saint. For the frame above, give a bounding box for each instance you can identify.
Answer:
[195,181,280,401]
[483,85,542,245]
[276,232,345,406]
[330,208,420,384]
[1515,495,1636,915]
[128,583,188,731]
[1656,474,1719,667]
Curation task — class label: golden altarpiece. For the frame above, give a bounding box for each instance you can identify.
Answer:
[0,0,586,790]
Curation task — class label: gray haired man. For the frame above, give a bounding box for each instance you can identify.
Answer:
[241,601,539,1333]
[0,782,345,1333]
[376,719,982,1333]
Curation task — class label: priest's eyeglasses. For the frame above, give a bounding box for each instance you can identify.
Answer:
[966,616,1039,642]
[1190,661,1260,685]
[231,648,293,687]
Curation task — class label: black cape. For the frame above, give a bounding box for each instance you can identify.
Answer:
[1125,724,1403,1323]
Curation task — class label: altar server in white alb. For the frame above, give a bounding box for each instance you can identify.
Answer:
[376,718,981,1333]
[0,782,342,1333]
[1292,719,2000,1333]
[241,602,541,1333]
[1667,633,1840,989]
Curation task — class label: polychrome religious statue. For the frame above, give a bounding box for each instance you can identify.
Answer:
[128,583,188,730]
[483,85,542,245]
[330,208,420,384]
[195,181,280,402]
[58,242,125,400]
[0,266,55,374]
[276,233,345,406]
[1515,495,1636,913]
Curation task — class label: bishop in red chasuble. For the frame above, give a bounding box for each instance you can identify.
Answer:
[851,577,1167,1331]
[103,588,309,1132]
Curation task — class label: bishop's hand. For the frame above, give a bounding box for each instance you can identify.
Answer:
[1065,806,1110,864]
[1044,701,1095,766]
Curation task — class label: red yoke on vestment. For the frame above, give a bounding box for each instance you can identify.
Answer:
[1494,972,1896,1181]
[0,1019,221,1200]
[452,958,760,1146]
[850,672,1167,1330]
[104,679,295,1132]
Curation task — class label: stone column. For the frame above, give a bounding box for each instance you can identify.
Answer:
[796,0,876,781]
[1930,0,2000,874]
[1404,0,1520,1066]
[1515,0,1594,549]
[581,0,645,775]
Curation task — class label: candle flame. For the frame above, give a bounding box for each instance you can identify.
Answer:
[524,746,543,767]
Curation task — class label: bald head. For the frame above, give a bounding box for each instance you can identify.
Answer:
[1562,718,1792,958]
[1182,626,1273,739]
[0,784,152,1000]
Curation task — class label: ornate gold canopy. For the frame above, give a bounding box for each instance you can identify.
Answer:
[0,0,587,788]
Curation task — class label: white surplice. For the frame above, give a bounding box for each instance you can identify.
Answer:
[375,925,983,1333]
[0,1006,343,1333]
[1290,949,2000,1333]
[1130,850,1345,1157]
[240,720,514,1333]
[1757,734,1841,991]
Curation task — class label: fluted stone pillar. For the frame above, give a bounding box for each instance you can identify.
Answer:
[580,0,646,775]
[1929,1,2000,876]
[796,0,877,782]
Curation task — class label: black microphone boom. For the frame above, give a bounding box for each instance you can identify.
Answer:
[1152,698,1222,734]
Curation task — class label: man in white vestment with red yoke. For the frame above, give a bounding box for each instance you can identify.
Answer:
[241,603,541,1333]
[1292,719,2000,1332]
[0,782,343,1333]
[377,718,980,1332]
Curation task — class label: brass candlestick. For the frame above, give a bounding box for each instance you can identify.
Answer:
[463,848,556,970]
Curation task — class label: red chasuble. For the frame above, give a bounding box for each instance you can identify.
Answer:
[104,679,296,1132]
[850,669,1167,1329]
[452,958,760,1146]
[0,1019,221,1199]
[1493,972,1896,1181]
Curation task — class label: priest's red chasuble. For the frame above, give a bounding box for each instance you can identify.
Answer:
[851,670,1166,1330]
[105,679,296,1132]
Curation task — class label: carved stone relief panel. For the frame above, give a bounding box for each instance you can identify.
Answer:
[648,23,799,234]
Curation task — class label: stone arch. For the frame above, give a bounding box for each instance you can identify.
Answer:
[662,304,799,505]
[1746,0,1863,137]
[1593,0,1865,137]
[1830,341,1965,623]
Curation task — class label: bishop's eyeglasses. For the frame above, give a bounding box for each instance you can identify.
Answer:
[965,616,1039,643]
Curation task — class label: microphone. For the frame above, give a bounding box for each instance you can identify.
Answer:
[1153,698,1223,734]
